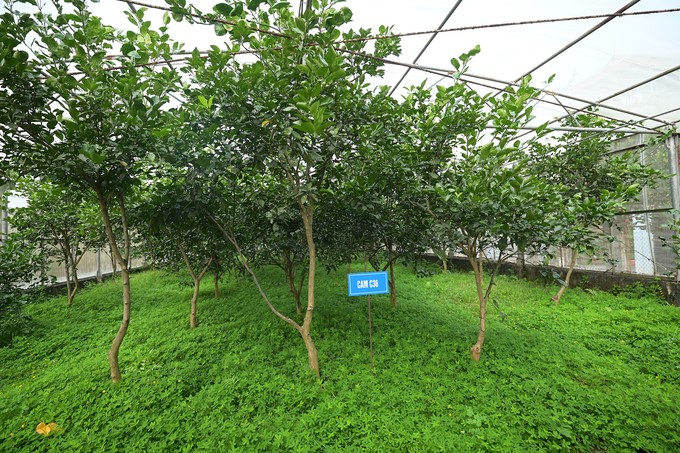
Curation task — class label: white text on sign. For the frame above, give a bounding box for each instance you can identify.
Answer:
[357,279,380,289]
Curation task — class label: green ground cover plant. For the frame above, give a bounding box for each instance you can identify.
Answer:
[1,267,678,452]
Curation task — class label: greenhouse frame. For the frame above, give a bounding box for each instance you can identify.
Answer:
[1,0,680,283]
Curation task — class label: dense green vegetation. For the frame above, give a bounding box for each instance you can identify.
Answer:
[1,267,678,452]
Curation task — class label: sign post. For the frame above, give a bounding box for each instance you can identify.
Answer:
[348,271,389,369]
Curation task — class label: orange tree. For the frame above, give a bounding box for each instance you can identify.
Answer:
[415,66,562,361]
[173,0,400,378]
[0,1,181,382]
[526,114,663,304]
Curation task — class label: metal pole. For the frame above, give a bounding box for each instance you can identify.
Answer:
[509,1,640,85]
[389,0,464,96]
[363,256,374,371]
[368,295,373,371]
[667,134,680,281]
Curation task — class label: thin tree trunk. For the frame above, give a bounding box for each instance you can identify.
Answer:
[109,247,118,280]
[67,266,79,307]
[299,204,320,379]
[62,244,73,307]
[516,250,526,279]
[295,271,306,316]
[177,241,213,329]
[346,258,351,276]
[388,258,397,307]
[214,269,220,299]
[469,245,486,362]
[283,251,302,315]
[552,249,577,305]
[96,249,103,283]
[67,243,89,307]
[208,210,318,378]
[96,189,130,384]
[190,283,200,328]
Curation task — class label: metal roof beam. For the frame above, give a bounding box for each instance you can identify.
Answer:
[388,0,464,96]
[513,0,640,83]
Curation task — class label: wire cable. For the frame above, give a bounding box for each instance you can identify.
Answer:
[388,0,463,96]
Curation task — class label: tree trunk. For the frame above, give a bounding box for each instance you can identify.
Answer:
[109,247,118,280]
[96,189,130,384]
[469,248,486,362]
[190,281,200,328]
[516,250,526,279]
[388,258,397,307]
[62,246,73,307]
[214,270,220,299]
[96,249,103,283]
[210,211,320,379]
[67,266,79,307]
[177,241,212,329]
[552,249,577,305]
[109,267,131,383]
[67,243,89,307]
[283,251,302,315]
[300,204,320,379]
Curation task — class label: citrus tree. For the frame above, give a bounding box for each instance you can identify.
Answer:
[419,65,561,361]
[178,0,400,378]
[8,179,103,306]
[0,1,181,382]
[527,114,663,304]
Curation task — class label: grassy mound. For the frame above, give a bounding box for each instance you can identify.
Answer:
[1,265,678,451]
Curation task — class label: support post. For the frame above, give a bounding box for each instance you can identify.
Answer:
[667,134,680,282]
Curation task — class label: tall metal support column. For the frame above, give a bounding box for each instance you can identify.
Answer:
[668,134,680,282]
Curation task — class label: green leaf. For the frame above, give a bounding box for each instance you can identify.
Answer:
[214,23,228,36]
[197,95,213,109]
[247,0,266,10]
[121,42,135,56]
[213,3,234,16]
[292,121,316,134]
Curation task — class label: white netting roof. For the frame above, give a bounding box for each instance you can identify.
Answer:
[82,0,680,135]
[5,0,674,134]
[342,0,680,132]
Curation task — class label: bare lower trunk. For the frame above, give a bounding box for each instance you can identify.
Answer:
[346,259,351,276]
[283,252,303,315]
[300,204,320,379]
[388,259,397,307]
[97,189,131,384]
[214,270,220,299]
[64,251,73,307]
[552,250,577,305]
[177,241,212,329]
[110,249,118,280]
[67,244,88,307]
[67,267,79,307]
[190,281,200,328]
[469,248,486,362]
[516,250,526,279]
[108,267,131,383]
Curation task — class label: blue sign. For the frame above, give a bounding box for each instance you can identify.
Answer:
[348,272,389,296]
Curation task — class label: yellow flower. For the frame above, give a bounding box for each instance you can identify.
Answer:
[36,422,60,437]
